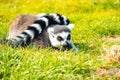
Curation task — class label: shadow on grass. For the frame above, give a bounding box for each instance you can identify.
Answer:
[74,42,96,53]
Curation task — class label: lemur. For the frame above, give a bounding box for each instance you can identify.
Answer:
[6,13,77,52]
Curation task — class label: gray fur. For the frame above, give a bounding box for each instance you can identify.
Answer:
[33,28,50,48]
[50,25,71,34]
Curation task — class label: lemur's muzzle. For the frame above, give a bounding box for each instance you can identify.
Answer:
[62,41,73,51]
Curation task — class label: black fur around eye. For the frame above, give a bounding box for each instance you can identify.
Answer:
[67,34,71,40]
[57,36,63,41]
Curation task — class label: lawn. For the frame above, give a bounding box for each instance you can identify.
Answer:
[0,0,120,80]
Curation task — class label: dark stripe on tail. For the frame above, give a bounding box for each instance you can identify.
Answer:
[16,36,24,39]
[66,19,70,25]
[21,32,31,43]
[44,15,58,25]
[57,14,64,25]
[27,26,39,37]
[34,20,46,30]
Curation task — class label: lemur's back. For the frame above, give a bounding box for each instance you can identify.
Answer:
[8,14,50,47]
[8,15,37,39]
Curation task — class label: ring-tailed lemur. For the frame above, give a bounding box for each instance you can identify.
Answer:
[7,13,78,53]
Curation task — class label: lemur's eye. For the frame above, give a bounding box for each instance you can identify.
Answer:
[67,34,71,40]
[57,36,63,41]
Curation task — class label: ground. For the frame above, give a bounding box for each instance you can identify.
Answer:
[0,0,120,80]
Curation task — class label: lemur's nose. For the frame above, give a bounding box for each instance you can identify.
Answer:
[63,41,72,49]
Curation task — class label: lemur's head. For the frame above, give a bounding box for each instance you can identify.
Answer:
[47,24,76,51]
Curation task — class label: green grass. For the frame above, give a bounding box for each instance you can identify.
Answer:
[0,0,120,80]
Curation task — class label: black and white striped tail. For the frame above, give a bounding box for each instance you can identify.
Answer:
[10,13,70,47]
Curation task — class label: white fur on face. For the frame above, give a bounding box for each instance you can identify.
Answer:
[49,31,71,47]
[47,24,78,53]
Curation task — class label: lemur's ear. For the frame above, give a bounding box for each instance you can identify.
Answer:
[47,28,54,34]
[66,24,74,30]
